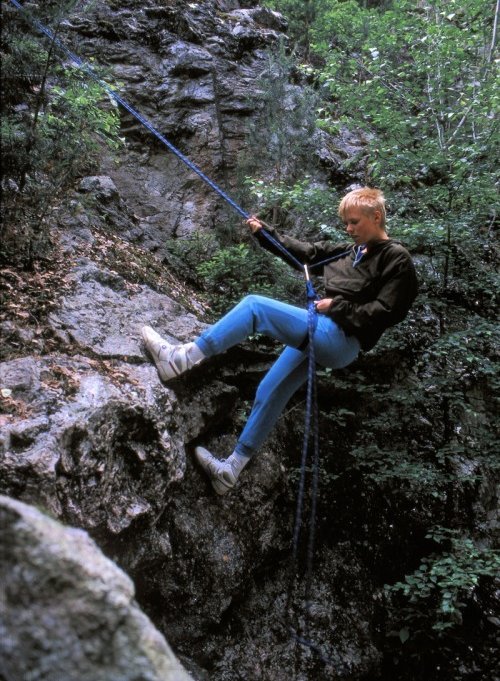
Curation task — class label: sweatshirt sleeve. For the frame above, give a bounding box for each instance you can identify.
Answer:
[327,250,419,334]
[254,223,351,270]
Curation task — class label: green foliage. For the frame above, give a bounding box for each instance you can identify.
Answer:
[234,38,321,221]
[263,0,498,309]
[195,242,304,317]
[418,319,499,465]
[348,442,445,488]
[243,175,346,240]
[384,526,500,638]
[264,0,322,59]
[419,320,499,389]
[163,230,305,318]
[313,320,498,496]
[164,232,221,279]
[1,5,122,267]
[233,36,346,236]
[315,0,497,290]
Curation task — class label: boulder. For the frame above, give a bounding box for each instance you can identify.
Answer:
[0,494,193,681]
[79,175,120,202]
[48,260,208,359]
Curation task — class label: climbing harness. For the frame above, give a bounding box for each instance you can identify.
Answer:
[9,0,366,666]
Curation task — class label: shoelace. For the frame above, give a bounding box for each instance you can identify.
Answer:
[206,455,229,477]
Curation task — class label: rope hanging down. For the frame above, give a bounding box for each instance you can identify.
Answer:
[9,0,351,665]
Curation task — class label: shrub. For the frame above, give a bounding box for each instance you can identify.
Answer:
[384,526,500,640]
[196,242,304,317]
[1,5,121,267]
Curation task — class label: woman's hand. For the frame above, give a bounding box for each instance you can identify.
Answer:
[245,214,264,233]
[314,298,334,313]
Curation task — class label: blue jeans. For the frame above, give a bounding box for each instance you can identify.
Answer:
[194,294,361,459]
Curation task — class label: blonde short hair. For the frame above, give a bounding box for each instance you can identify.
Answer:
[338,186,386,229]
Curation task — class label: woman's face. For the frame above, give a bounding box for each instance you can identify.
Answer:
[342,206,385,245]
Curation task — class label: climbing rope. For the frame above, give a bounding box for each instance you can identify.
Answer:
[9,0,360,666]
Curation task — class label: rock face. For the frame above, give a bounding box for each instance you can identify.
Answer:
[0,216,385,680]
[49,258,208,359]
[57,0,367,256]
[0,494,193,681]
[1,1,498,680]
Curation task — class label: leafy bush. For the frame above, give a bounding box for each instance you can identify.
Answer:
[231,36,323,232]
[243,175,347,240]
[195,242,304,317]
[1,5,121,267]
[163,232,221,284]
[384,526,500,639]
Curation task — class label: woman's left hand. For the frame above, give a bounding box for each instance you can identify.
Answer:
[314,298,334,313]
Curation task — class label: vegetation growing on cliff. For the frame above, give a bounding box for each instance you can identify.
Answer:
[1,1,498,679]
[251,0,499,674]
[0,1,121,267]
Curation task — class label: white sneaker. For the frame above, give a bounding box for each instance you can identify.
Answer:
[194,446,238,495]
[141,325,191,381]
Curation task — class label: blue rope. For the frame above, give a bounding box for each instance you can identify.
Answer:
[8,0,365,666]
[308,242,367,271]
[291,280,319,559]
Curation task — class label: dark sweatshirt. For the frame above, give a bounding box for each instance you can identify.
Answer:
[254,223,419,352]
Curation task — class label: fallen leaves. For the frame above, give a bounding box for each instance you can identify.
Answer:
[40,363,80,396]
[1,218,209,366]
[0,247,76,361]
[88,357,141,388]
[87,227,210,315]
[0,392,32,421]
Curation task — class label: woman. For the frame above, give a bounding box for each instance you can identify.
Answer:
[142,187,419,495]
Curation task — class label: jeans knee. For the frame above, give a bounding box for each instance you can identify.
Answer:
[240,293,271,327]
[254,378,270,405]
[237,294,257,312]
[243,293,267,307]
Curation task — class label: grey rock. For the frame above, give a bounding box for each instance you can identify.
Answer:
[228,7,287,32]
[79,175,120,202]
[0,321,35,351]
[163,40,214,76]
[313,126,371,183]
[48,261,208,359]
[209,544,382,680]
[0,494,193,681]
[0,346,239,535]
[56,0,366,258]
